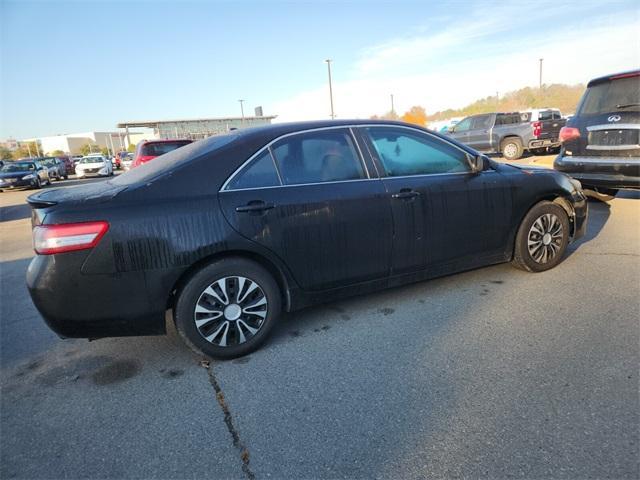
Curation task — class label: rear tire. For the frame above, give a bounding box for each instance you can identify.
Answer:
[174,257,282,359]
[501,137,524,161]
[511,201,570,272]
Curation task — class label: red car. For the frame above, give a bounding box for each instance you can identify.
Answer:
[131,139,193,169]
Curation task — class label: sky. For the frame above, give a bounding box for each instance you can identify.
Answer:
[1,0,639,139]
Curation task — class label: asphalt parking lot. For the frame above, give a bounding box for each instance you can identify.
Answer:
[1,166,639,479]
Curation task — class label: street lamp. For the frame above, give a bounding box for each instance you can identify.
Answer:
[325,59,335,119]
[238,99,245,123]
[539,58,543,89]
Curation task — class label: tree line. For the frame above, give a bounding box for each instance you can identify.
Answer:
[370,83,586,126]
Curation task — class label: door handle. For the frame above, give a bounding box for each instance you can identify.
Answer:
[391,190,421,200]
[235,201,275,213]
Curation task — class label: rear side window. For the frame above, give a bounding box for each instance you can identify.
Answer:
[495,114,521,125]
[141,141,192,156]
[579,76,640,114]
[538,111,553,121]
[227,150,280,190]
[365,127,471,176]
[271,129,365,185]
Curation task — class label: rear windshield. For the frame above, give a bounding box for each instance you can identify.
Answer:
[579,76,640,115]
[141,141,192,157]
[111,134,238,186]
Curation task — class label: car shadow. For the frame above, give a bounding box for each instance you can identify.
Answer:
[564,198,611,259]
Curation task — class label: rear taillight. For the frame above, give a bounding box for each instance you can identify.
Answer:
[33,221,109,255]
[559,126,580,143]
[532,121,542,137]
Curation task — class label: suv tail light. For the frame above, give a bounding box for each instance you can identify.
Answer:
[559,126,580,143]
[532,121,542,137]
[33,221,109,255]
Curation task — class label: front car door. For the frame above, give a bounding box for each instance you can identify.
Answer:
[359,125,514,276]
[467,114,495,151]
[219,127,393,291]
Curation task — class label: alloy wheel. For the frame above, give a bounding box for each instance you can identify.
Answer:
[193,276,268,347]
[503,143,517,158]
[527,213,564,264]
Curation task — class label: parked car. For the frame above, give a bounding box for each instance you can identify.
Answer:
[0,159,50,190]
[26,120,587,359]
[42,157,68,180]
[114,151,129,169]
[131,139,192,169]
[75,155,113,178]
[55,155,75,176]
[447,112,564,160]
[554,69,639,199]
[121,152,134,170]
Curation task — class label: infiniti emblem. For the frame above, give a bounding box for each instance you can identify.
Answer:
[608,115,621,122]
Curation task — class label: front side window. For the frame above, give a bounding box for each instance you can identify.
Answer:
[271,129,364,185]
[454,117,473,132]
[366,127,471,177]
[227,150,280,190]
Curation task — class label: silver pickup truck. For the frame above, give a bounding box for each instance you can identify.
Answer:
[447,112,564,160]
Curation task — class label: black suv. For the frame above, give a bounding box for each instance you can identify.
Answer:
[554,70,639,197]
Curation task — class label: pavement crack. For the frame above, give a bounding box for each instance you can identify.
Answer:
[203,359,255,480]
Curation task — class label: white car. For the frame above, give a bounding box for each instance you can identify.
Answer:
[121,153,134,170]
[75,155,113,178]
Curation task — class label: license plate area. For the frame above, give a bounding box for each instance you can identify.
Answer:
[588,129,640,149]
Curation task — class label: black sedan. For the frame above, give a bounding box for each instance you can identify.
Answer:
[26,120,587,358]
[0,160,51,190]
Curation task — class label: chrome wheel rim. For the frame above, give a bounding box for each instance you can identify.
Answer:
[194,276,267,347]
[527,213,564,264]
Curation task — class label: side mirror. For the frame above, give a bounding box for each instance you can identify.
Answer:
[470,154,485,173]
[448,126,455,133]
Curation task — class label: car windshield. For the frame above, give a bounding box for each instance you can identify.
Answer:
[1,162,34,172]
[79,157,103,164]
[111,133,238,186]
[579,76,640,114]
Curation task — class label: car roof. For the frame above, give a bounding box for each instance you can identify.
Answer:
[587,69,640,87]
[142,139,193,144]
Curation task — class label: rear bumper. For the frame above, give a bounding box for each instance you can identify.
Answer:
[26,253,165,338]
[554,155,640,190]
[529,139,560,149]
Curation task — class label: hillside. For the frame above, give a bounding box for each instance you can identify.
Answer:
[426,83,585,121]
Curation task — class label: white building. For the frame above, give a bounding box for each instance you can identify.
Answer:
[22,131,128,155]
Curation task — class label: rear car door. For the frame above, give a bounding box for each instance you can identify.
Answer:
[360,126,514,274]
[218,127,393,291]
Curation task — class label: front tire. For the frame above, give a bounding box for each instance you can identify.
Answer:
[501,137,524,161]
[174,258,282,359]
[511,201,570,272]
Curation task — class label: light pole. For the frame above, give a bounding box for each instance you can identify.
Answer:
[238,99,245,124]
[325,59,335,119]
[539,58,543,89]
[390,94,395,114]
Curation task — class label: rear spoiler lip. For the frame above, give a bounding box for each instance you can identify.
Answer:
[26,195,57,209]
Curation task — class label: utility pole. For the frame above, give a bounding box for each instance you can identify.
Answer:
[325,59,335,119]
[390,94,395,114]
[539,58,543,89]
[238,99,245,124]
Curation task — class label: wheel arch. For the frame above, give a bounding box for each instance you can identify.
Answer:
[509,193,576,259]
[167,249,293,314]
[498,134,523,152]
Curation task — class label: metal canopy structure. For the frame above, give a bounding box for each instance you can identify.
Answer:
[116,115,277,142]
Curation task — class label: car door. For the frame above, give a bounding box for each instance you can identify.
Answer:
[448,116,473,145]
[359,125,514,275]
[467,114,494,151]
[218,127,393,291]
